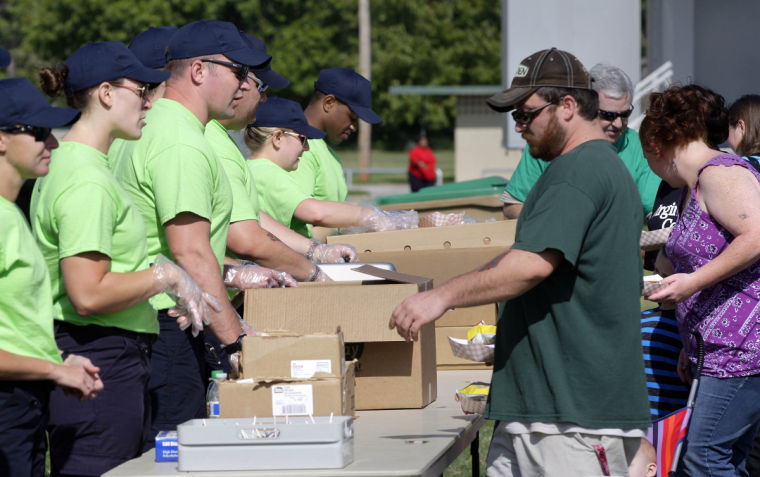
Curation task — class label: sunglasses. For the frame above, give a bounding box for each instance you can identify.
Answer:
[1,124,52,142]
[511,102,555,126]
[110,82,150,101]
[598,106,634,122]
[282,131,309,148]
[247,73,269,94]
[201,59,250,81]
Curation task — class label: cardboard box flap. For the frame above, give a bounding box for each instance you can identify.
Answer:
[352,265,432,290]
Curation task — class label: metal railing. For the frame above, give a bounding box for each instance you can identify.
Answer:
[629,61,674,131]
[343,167,444,188]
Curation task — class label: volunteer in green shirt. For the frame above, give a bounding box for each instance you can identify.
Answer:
[208,33,356,284]
[390,49,650,476]
[247,98,413,238]
[291,67,382,202]
[0,77,102,477]
[503,63,660,219]
[110,20,286,440]
[32,42,214,477]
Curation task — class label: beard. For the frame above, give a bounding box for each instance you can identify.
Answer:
[526,113,566,161]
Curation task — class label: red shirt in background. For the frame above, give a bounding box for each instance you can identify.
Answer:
[408,145,437,181]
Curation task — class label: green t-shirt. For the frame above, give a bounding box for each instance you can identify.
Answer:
[205,120,260,224]
[289,138,347,202]
[31,142,158,334]
[247,158,312,238]
[486,139,650,430]
[110,98,233,310]
[505,128,660,216]
[0,198,62,364]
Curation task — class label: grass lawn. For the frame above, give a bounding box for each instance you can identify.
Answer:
[336,148,455,184]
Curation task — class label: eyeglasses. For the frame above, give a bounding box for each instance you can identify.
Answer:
[598,106,634,122]
[247,73,268,94]
[282,131,309,148]
[511,102,555,126]
[110,82,150,101]
[0,125,52,142]
[201,59,250,81]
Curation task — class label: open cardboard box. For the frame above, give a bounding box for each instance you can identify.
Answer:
[357,248,505,327]
[218,361,356,418]
[243,266,437,410]
[241,331,345,379]
[326,219,516,252]
[379,195,507,222]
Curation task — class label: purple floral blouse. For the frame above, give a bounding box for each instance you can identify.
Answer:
[665,153,760,377]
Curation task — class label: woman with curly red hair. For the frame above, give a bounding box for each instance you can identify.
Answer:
[642,85,760,475]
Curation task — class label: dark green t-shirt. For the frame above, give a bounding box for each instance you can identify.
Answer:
[486,139,650,430]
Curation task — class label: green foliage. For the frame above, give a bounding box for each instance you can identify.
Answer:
[1,0,502,146]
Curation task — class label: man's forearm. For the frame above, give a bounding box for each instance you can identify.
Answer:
[166,215,243,344]
[228,220,314,281]
[438,248,560,309]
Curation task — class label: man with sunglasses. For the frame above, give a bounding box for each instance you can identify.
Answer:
[502,63,660,220]
[291,67,382,205]
[389,48,650,476]
[111,20,278,442]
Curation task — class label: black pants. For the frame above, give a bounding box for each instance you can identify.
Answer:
[0,380,52,477]
[409,173,435,192]
[48,322,153,477]
[146,310,207,449]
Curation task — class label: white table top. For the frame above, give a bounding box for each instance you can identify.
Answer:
[104,369,492,477]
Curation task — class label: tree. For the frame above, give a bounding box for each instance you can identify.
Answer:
[2,0,502,148]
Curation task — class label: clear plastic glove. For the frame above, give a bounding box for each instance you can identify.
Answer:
[312,243,358,263]
[224,264,298,289]
[153,254,221,337]
[360,208,419,232]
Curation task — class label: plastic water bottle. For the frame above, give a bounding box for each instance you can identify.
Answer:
[206,370,226,418]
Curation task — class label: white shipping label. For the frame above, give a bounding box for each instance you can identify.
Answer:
[271,384,314,416]
[291,359,332,378]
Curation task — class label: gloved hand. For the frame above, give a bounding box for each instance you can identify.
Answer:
[226,320,256,378]
[360,208,419,232]
[153,254,221,337]
[312,243,359,263]
[224,264,298,289]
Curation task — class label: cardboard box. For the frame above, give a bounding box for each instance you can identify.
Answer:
[244,266,437,410]
[326,219,516,253]
[435,326,493,370]
[219,361,356,418]
[357,248,505,327]
[241,331,345,379]
[379,195,506,222]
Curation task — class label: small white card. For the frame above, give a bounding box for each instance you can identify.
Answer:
[271,384,314,416]
[291,359,332,378]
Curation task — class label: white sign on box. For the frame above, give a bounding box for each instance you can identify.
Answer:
[291,359,332,378]
[271,384,314,415]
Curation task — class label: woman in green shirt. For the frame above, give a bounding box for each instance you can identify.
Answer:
[0,77,103,477]
[245,97,416,237]
[32,42,218,476]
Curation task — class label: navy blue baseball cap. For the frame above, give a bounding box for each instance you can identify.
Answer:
[240,34,289,90]
[251,97,326,139]
[0,78,80,129]
[64,41,171,94]
[167,20,270,67]
[314,67,382,124]
[0,46,10,68]
[129,26,177,69]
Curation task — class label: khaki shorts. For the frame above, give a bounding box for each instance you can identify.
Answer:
[486,422,641,477]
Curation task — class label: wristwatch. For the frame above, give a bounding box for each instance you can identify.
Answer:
[221,331,247,355]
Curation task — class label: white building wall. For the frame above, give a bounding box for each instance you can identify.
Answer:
[503,0,641,149]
